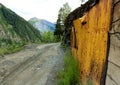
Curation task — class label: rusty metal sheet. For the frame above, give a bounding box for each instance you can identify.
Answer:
[71,0,112,85]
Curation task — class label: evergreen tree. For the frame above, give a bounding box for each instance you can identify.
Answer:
[54,2,71,41]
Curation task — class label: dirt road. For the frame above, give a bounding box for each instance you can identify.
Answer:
[0,43,65,85]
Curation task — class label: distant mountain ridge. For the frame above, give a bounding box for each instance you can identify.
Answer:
[0,3,41,46]
[28,17,55,32]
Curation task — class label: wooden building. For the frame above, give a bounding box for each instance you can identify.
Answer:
[64,0,120,85]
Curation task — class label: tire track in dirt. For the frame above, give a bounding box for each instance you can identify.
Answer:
[0,43,64,85]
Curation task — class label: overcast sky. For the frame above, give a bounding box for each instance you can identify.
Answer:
[0,0,81,22]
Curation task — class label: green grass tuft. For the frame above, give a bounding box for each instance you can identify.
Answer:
[58,49,80,85]
[0,44,24,55]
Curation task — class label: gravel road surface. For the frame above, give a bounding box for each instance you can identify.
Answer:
[0,43,65,85]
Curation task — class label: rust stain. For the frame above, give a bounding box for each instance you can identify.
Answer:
[71,0,112,85]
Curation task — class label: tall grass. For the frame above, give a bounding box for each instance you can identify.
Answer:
[58,49,80,85]
[0,44,24,55]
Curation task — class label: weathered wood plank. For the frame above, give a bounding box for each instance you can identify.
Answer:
[113,2,120,22]
[107,62,120,84]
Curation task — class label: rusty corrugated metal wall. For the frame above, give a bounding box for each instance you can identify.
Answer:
[71,0,112,85]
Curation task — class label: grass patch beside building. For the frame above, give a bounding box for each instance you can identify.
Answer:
[58,49,80,85]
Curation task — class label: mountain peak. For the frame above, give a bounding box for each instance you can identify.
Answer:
[28,18,55,32]
[29,17,40,22]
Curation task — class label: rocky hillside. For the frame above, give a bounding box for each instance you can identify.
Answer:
[0,3,41,46]
[28,17,55,32]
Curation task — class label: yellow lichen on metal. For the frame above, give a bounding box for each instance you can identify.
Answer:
[71,0,112,85]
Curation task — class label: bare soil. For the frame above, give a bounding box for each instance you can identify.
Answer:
[0,43,65,85]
